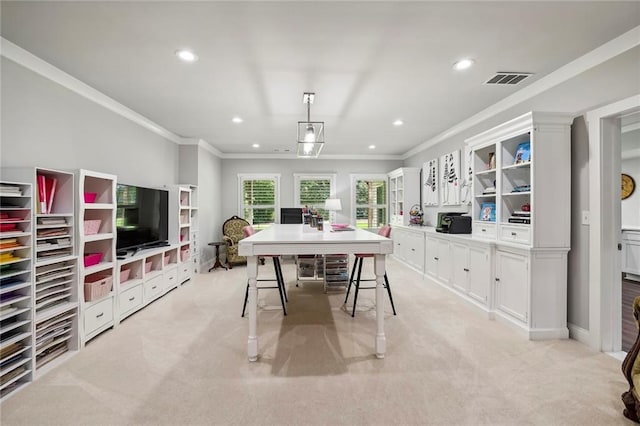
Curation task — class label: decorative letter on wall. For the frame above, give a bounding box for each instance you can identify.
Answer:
[460,146,473,206]
[440,150,461,205]
[422,158,439,206]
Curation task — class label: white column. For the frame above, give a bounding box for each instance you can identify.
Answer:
[374,253,386,358]
[247,255,259,361]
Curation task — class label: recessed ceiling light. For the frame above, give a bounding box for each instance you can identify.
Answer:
[252,143,260,148]
[393,119,403,126]
[453,58,474,71]
[369,145,376,150]
[232,116,243,124]
[175,49,198,62]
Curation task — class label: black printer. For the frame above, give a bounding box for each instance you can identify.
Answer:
[435,212,472,234]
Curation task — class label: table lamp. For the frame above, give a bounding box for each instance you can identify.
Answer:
[324,198,342,227]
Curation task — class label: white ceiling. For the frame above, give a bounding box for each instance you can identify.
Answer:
[1,1,639,157]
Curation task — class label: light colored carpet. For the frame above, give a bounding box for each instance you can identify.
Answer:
[0,257,631,425]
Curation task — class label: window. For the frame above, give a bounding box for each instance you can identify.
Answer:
[351,174,387,229]
[238,174,280,230]
[294,174,336,221]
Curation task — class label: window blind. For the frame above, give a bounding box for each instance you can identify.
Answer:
[355,179,387,229]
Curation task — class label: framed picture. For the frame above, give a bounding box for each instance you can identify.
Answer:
[422,159,439,206]
[440,150,461,205]
[480,202,496,222]
[460,146,473,205]
[514,142,531,164]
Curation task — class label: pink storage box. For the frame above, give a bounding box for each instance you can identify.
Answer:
[84,274,113,302]
[83,219,101,235]
[84,253,103,267]
[144,261,152,273]
[84,192,97,203]
[180,249,190,262]
[164,255,170,266]
[119,268,131,283]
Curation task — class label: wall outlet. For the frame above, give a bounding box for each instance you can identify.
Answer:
[582,210,590,225]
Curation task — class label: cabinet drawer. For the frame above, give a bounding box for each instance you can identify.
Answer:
[165,266,178,290]
[84,297,114,335]
[120,284,143,316]
[473,222,496,239]
[623,231,640,243]
[500,225,531,245]
[178,263,191,283]
[144,274,164,303]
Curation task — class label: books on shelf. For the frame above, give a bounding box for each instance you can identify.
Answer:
[36,174,58,214]
[0,185,22,197]
[514,142,531,164]
[479,202,496,222]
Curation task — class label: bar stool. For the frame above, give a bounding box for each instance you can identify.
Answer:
[241,225,288,317]
[344,224,397,317]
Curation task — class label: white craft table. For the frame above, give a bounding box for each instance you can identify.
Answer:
[238,224,393,361]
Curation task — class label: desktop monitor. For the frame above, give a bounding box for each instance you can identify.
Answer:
[281,208,303,224]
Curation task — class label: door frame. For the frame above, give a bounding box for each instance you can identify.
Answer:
[586,94,640,352]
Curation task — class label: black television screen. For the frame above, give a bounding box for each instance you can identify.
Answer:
[116,184,169,252]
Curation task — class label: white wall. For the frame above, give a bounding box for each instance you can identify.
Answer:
[196,146,223,265]
[221,158,403,225]
[0,58,179,187]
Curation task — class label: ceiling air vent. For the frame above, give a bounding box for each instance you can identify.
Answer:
[484,72,533,85]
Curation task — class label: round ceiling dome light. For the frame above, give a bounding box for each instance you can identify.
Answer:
[175,49,198,62]
[453,58,474,71]
[252,143,260,148]
[368,145,376,150]
[393,119,404,126]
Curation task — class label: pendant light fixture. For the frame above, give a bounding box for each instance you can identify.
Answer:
[297,92,324,158]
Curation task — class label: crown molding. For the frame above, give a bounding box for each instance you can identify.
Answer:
[219,153,403,160]
[402,25,640,159]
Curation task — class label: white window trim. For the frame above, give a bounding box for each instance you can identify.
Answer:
[293,173,336,220]
[350,173,388,229]
[237,173,281,224]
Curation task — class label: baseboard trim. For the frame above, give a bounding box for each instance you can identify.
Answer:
[568,323,590,345]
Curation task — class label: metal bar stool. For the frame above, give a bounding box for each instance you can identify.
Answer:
[241,225,287,317]
[344,224,397,317]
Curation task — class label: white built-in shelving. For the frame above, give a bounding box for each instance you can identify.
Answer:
[388,168,420,226]
[0,181,34,402]
[77,170,116,345]
[170,186,193,284]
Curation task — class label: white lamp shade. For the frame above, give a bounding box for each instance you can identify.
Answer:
[324,198,342,211]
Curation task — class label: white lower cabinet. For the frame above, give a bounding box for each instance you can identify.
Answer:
[119,284,143,319]
[494,249,528,323]
[623,230,640,278]
[451,241,491,307]
[84,297,114,339]
[425,234,451,284]
[392,227,425,273]
[164,265,178,292]
[144,274,164,303]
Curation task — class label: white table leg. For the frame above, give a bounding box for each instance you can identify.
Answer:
[247,255,259,361]
[374,253,386,359]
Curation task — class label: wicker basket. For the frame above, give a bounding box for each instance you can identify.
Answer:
[84,275,113,302]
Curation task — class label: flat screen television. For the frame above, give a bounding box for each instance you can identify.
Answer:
[116,183,169,253]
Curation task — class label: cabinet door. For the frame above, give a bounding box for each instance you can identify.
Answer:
[623,233,640,275]
[468,245,490,305]
[405,231,425,273]
[425,236,439,279]
[450,242,469,293]
[393,229,407,262]
[495,250,528,322]
[436,238,451,284]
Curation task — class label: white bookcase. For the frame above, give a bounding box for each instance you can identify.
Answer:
[4,167,80,378]
[388,167,420,226]
[179,184,199,275]
[0,181,34,401]
[77,170,116,345]
[169,186,193,284]
[466,112,573,339]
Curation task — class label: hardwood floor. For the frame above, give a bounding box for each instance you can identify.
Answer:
[622,276,640,351]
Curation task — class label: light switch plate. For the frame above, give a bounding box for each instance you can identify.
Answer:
[582,210,590,225]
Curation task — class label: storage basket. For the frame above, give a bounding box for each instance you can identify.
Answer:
[83,219,101,235]
[144,261,152,273]
[84,274,113,302]
[84,252,103,267]
[119,268,131,283]
[84,192,97,203]
[180,249,190,262]
[164,255,170,266]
